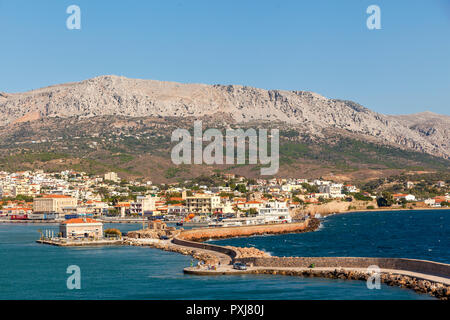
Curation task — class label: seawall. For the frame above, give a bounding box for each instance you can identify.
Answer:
[233,257,450,279]
[178,219,319,242]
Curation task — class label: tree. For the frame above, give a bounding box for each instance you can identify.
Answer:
[377,197,389,207]
[104,228,122,238]
[235,184,247,193]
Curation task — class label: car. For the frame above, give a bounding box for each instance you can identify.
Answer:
[159,235,170,240]
[233,262,247,270]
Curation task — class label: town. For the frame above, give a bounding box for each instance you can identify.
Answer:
[0,169,448,233]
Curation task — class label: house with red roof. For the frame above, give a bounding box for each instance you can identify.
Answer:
[59,218,103,239]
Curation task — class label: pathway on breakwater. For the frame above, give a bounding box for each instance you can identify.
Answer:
[184,265,450,286]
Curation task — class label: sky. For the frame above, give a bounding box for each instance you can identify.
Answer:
[0,0,449,115]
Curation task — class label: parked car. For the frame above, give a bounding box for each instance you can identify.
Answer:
[233,262,247,270]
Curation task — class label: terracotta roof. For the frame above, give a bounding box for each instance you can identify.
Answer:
[62,218,101,224]
[42,195,73,198]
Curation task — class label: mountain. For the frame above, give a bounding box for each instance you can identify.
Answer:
[389,112,449,156]
[0,75,448,182]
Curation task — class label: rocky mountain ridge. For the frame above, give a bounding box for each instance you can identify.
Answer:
[1,75,448,159]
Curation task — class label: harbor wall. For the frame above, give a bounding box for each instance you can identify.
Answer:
[178,219,318,242]
[234,257,450,279]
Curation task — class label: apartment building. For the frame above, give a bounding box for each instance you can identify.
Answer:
[318,183,344,198]
[12,184,41,197]
[257,201,291,223]
[104,172,120,183]
[185,194,221,214]
[130,195,158,216]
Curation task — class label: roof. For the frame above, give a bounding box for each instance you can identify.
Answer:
[62,218,101,224]
[42,195,73,199]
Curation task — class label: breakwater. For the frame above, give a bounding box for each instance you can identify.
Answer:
[184,267,450,300]
[234,257,450,279]
[178,218,319,242]
[168,219,450,300]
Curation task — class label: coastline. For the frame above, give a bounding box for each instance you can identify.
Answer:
[311,206,449,218]
[20,211,450,300]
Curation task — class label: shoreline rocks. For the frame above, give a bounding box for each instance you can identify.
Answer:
[250,268,450,300]
[124,238,219,265]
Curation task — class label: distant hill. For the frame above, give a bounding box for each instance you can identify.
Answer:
[0,76,448,182]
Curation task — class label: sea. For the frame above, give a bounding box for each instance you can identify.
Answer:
[0,209,448,300]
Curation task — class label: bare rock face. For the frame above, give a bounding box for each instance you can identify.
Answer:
[0,75,448,158]
[389,112,450,157]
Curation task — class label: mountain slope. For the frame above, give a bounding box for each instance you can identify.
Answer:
[1,75,448,159]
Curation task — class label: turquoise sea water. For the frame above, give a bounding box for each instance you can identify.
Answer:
[0,210,448,300]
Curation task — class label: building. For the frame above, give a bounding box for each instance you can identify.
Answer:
[185,194,221,214]
[59,218,103,239]
[344,185,359,193]
[318,183,344,198]
[406,181,415,189]
[167,204,188,216]
[104,172,120,183]
[33,195,77,214]
[12,184,41,197]
[130,195,158,216]
[258,201,291,223]
[393,194,416,202]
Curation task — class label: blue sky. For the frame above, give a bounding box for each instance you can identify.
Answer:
[0,0,449,115]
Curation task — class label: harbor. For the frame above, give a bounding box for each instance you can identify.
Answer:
[32,211,450,300]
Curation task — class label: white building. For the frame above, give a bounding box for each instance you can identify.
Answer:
[258,201,291,223]
[130,195,158,216]
[318,183,344,198]
[104,172,120,183]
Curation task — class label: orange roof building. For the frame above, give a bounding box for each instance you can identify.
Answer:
[59,218,103,239]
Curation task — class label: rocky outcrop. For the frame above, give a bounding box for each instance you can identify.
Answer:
[126,221,180,239]
[226,246,271,258]
[124,238,219,265]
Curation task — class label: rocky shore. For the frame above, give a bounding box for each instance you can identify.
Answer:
[225,246,271,258]
[124,238,220,265]
[250,268,450,300]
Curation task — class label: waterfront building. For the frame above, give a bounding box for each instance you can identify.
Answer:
[130,195,159,216]
[318,183,344,198]
[33,195,77,215]
[185,194,221,214]
[258,201,291,223]
[59,218,103,239]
